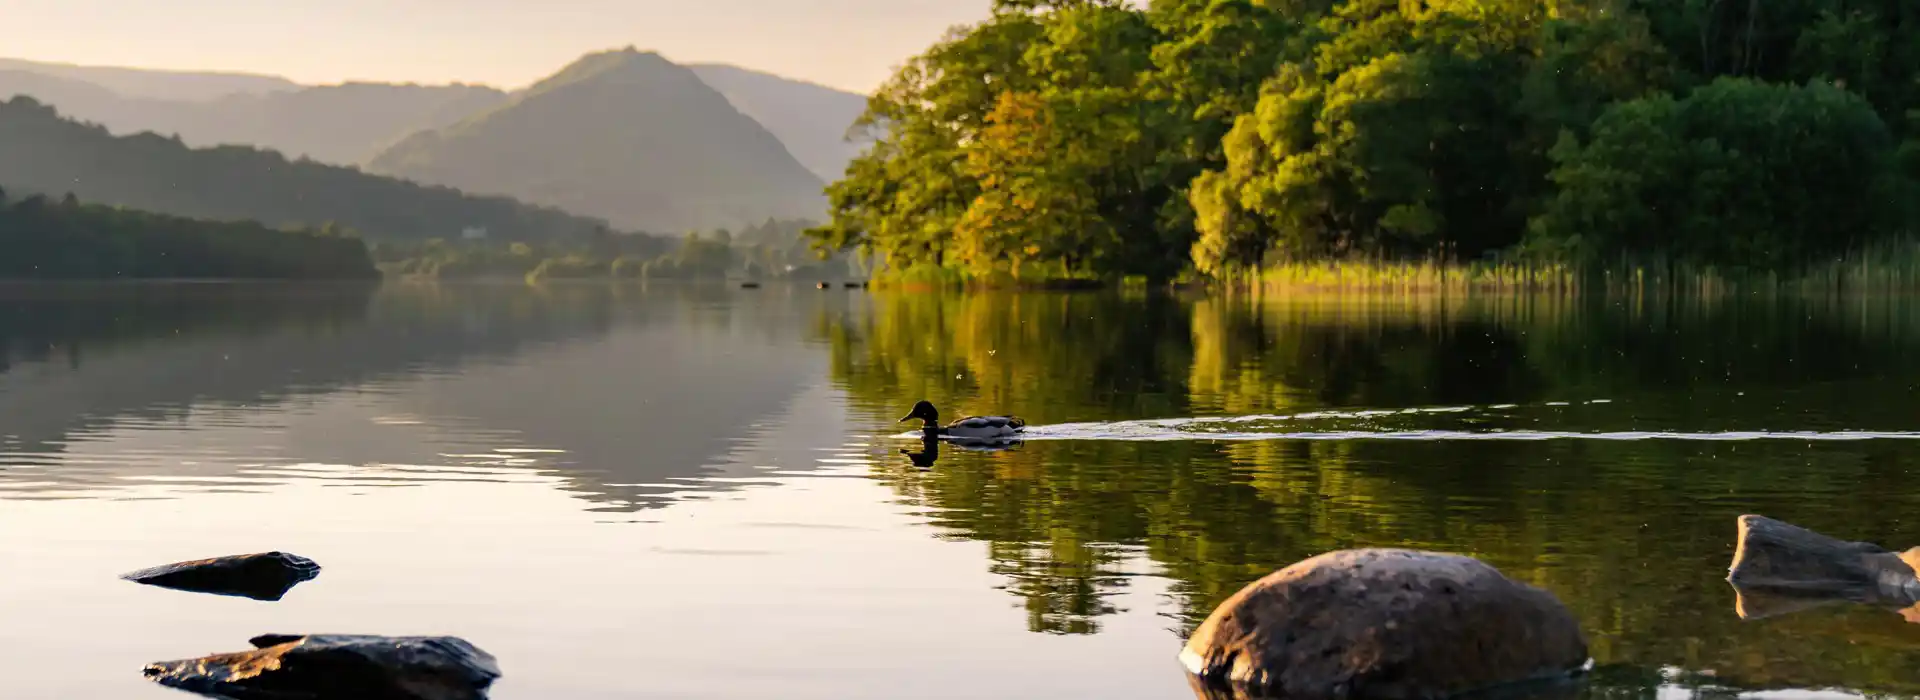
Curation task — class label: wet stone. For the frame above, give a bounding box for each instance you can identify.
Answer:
[1727,514,1920,619]
[121,551,321,601]
[1182,548,1590,700]
[143,634,502,700]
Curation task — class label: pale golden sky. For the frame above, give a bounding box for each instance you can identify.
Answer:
[0,0,993,94]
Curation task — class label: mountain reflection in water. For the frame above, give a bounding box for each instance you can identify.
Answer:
[0,285,1917,699]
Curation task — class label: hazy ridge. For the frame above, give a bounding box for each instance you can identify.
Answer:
[0,96,618,242]
[367,49,827,233]
[0,53,868,232]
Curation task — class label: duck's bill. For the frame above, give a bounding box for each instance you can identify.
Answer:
[897,415,913,423]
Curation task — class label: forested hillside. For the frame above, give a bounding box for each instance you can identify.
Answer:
[809,0,1920,282]
[0,96,620,241]
[0,189,376,279]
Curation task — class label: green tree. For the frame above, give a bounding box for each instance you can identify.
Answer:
[1530,78,1899,268]
[0,195,378,280]
[810,0,1920,278]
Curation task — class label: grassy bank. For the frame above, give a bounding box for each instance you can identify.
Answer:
[863,261,1106,291]
[1234,240,1920,296]
[1244,260,1579,294]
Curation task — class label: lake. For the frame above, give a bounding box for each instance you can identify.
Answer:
[2,282,1918,699]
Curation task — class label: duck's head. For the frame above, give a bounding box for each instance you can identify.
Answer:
[898,400,939,427]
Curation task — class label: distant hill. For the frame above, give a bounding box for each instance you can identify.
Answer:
[148,82,512,164]
[0,70,127,116]
[0,57,296,101]
[0,72,509,165]
[0,96,623,242]
[0,54,863,192]
[368,48,826,233]
[688,64,870,181]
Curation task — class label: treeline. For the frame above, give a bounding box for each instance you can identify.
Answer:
[378,218,861,281]
[0,96,623,242]
[810,0,1920,281]
[0,189,377,279]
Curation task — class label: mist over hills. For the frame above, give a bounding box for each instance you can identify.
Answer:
[0,57,298,101]
[687,63,869,182]
[0,70,511,164]
[0,96,617,242]
[152,82,512,165]
[0,52,870,231]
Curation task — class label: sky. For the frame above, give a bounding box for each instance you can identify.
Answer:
[0,0,995,94]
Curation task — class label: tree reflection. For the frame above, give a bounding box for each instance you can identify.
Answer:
[820,291,1920,693]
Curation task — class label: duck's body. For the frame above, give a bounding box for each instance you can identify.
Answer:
[937,415,1027,439]
[900,401,1026,440]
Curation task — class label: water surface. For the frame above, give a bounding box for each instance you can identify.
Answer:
[2,284,1917,698]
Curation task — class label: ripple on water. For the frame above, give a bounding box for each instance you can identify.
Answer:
[0,438,572,499]
[885,400,1920,443]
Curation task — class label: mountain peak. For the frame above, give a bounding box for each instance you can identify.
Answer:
[367,50,823,234]
[502,47,690,105]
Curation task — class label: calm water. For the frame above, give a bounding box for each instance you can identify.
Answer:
[2,283,1919,699]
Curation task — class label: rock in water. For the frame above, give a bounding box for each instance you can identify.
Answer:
[144,634,501,700]
[1726,514,1920,618]
[121,551,321,601]
[1181,549,1589,699]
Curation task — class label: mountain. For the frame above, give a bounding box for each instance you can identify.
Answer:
[0,57,295,101]
[0,72,509,165]
[147,82,512,164]
[0,96,622,242]
[367,48,826,233]
[0,54,863,189]
[688,64,870,181]
[0,70,128,116]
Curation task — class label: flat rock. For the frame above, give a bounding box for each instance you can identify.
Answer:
[121,551,321,601]
[1181,549,1590,699]
[1727,514,1920,620]
[144,634,501,700]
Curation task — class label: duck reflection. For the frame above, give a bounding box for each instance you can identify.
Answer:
[901,435,940,469]
[900,434,1023,469]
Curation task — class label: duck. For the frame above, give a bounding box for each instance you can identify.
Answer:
[898,400,1026,439]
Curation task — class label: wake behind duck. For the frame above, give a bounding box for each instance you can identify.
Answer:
[891,399,1920,444]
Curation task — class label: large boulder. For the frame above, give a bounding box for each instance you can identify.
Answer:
[143,634,500,700]
[121,551,321,601]
[1181,549,1589,699]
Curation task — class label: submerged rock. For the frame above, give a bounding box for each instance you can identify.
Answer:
[144,634,501,700]
[1727,514,1920,620]
[122,551,321,601]
[1181,549,1590,699]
